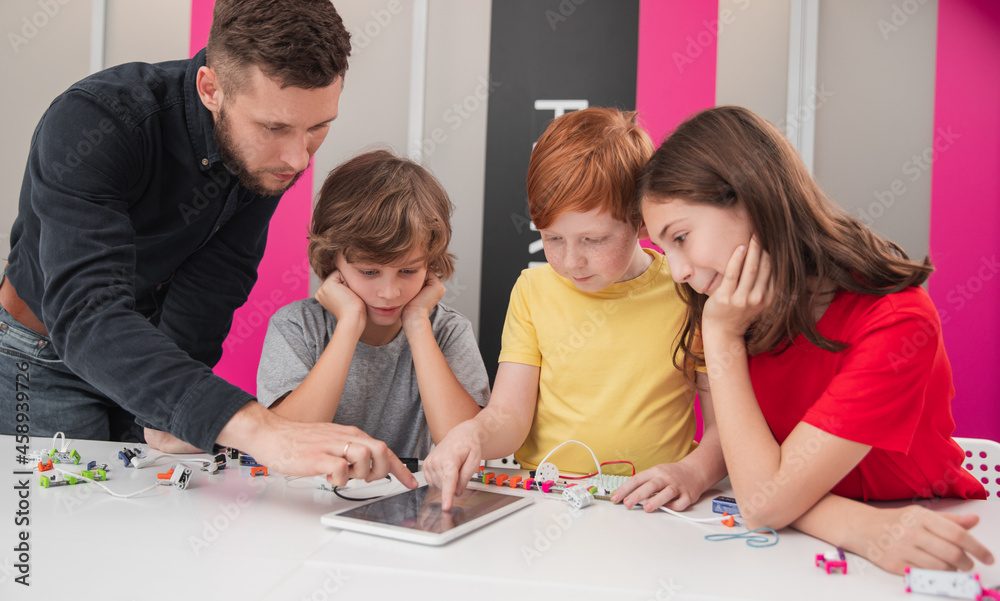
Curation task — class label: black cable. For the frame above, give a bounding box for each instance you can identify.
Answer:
[332,476,392,501]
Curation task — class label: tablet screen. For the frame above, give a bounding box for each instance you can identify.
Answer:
[336,485,525,534]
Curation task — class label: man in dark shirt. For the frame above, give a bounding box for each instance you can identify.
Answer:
[0,0,417,488]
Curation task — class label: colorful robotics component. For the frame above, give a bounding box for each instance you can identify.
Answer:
[49,448,81,465]
[157,464,193,490]
[904,567,1000,600]
[815,547,848,575]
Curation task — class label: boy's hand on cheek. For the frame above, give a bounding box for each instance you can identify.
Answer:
[316,270,366,333]
[703,236,774,341]
[402,272,445,330]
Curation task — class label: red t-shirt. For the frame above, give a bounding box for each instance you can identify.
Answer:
[749,286,986,501]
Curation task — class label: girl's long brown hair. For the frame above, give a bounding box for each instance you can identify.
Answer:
[636,106,932,375]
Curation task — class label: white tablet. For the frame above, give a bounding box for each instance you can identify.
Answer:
[321,484,533,546]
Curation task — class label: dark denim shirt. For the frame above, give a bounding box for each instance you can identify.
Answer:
[7,49,281,451]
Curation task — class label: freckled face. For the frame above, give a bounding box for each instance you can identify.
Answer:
[538,208,648,292]
[641,196,752,295]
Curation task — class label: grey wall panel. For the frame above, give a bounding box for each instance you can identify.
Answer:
[312,0,413,173]
[715,0,790,127]
[104,0,190,68]
[0,0,93,257]
[309,0,414,294]
[814,0,938,260]
[298,0,493,337]
[423,0,492,337]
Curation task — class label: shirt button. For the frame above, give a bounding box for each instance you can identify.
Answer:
[201,158,209,166]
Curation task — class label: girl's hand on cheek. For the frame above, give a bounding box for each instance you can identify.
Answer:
[402,272,445,329]
[315,270,366,329]
[703,237,774,341]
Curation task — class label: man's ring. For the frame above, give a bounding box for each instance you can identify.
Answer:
[343,442,351,457]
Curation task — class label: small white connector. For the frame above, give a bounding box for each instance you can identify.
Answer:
[535,462,559,483]
[131,455,156,469]
[562,486,594,510]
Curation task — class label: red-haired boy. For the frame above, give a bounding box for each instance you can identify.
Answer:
[425,108,726,510]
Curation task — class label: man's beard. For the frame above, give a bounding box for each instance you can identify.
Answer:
[213,106,303,196]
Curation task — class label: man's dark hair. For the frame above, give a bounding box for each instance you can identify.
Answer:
[206,0,351,93]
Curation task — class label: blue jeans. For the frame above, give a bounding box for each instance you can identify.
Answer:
[0,279,143,443]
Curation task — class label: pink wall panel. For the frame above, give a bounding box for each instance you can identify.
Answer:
[191,0,313,395]
[929,0,1000,442]
[636,0,718,146]
[636,0,719,439]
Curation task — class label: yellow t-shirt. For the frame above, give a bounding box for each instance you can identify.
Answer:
[500,249,695,474]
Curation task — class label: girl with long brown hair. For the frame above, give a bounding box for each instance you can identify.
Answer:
[633,106,993,575]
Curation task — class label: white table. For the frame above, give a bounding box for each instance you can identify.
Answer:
[1,435,997,600]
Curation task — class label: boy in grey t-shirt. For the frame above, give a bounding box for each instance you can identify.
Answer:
[257,150,489,460]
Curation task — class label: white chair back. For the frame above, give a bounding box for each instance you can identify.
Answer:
[954,437,1000,501]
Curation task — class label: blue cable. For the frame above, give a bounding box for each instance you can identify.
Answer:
[705,527,779,548]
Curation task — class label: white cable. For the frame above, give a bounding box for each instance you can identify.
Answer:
[656,505,739,523]
[50,467,159,499]
[134,454,212,470]
[535,440,607,494]
[535,440,739,525]
[51,431,69,453]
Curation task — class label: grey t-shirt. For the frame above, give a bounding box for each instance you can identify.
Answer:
[257,299,490,459]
